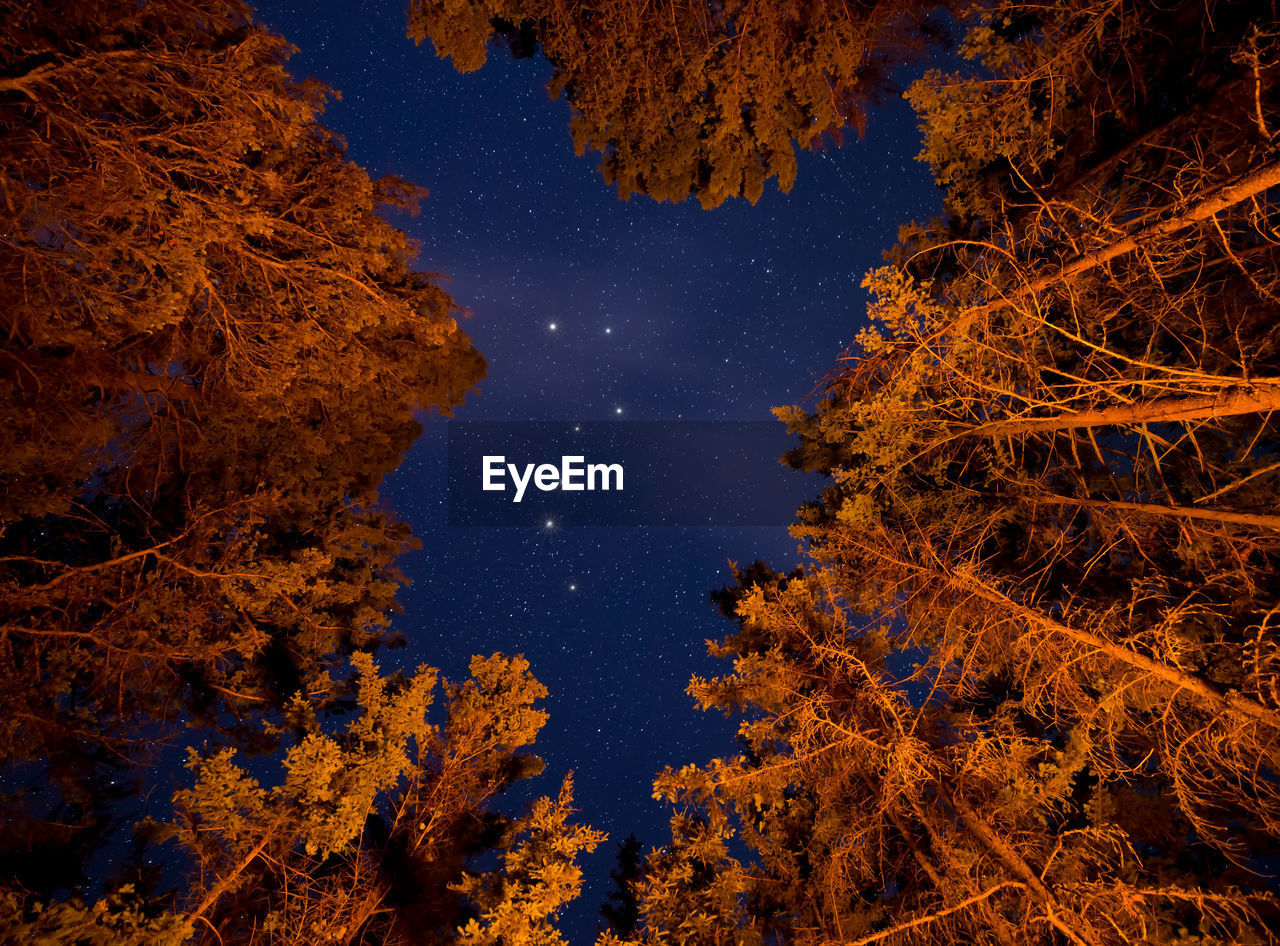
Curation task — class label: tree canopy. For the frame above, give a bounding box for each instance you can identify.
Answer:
[0,0,486,754]
[407,0,943,207]
[0,2,598,943]
[5,0,1280,942]
[616,1,1280,942]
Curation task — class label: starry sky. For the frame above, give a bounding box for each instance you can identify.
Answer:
[249,1,942,937]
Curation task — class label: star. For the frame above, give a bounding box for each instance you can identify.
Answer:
[549,321,557,330]
[604,327,612,334]
[569,583,577,591]
[615,407,623,415]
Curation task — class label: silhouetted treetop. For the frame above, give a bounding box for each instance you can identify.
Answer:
[407,0,946,207]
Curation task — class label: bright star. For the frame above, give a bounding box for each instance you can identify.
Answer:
[615,407,623,415]
[545,519,554,528]
[549,322,557,330]
[605,327,612,334]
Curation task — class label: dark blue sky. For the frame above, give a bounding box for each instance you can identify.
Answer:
[249,2,942,937]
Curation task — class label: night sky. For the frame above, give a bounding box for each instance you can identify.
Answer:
[249,2,941,937]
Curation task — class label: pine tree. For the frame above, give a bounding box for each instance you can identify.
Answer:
[600,835,644,937]
[771,0,1280,857]
[625,2,1280,941]
[0,1,551,936]
[619,568,1275,945]
[2,653,599,945]
[453,776,605,946]
[0,0,486,880]
[406,0,943,207]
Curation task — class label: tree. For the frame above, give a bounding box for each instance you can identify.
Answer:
[616,569,1275,945]
[770,0,1280,856]
[0,0,486,876]
[0,0,498,927]
[600,834,644,937]
[452,776,605,946]
[621,2,1280,941]
[406,0,943,207]
[757,0,1280,849]
[2,653,600,945]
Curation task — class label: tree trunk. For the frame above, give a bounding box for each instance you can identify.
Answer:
[975,159,1280,314]
[1004,491,1280,531]
[954,567,1280,730]
[968,382,1280,438]
[188,828,278,924]
[850,537,1280,730]
[946,792,1100,946]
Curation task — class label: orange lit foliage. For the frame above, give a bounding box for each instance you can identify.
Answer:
[781,0,1280,856]
[0,1,604,941]
[605,569,1271,946]
[407,0,941,208]
[2,653,601,945]
[620,1,1280,943]
[0,0,482,769]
